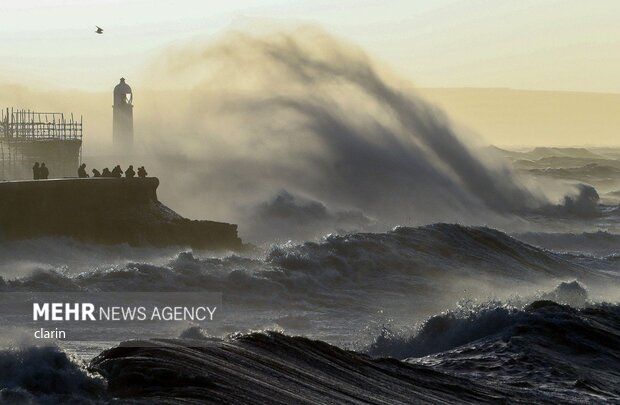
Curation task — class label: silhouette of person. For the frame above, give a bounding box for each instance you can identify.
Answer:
[102,168,112,177]
[137,166,148,178]
[32,162,40,180]
[40,163,49,179]
[111,165,123,178]
[125,165,135,178]
[92,168,101,177]
[78,163,89,178]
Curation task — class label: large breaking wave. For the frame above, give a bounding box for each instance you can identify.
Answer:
[2,224,617,322]
[5,297,618,403]
[1,224,609,294]
[83,299,620,404]
[137,28,600,242]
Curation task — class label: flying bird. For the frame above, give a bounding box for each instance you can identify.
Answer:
[95,26,103,34]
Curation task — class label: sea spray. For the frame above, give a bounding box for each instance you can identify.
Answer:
[136,28,598,242]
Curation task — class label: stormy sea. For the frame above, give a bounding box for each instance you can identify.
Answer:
[2,29,620,404]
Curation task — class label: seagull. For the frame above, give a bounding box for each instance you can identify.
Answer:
[95,26,103,34]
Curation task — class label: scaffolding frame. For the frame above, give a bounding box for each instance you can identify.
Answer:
[0,108,83,180]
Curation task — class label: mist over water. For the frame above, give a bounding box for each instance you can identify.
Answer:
[134,28,596,242]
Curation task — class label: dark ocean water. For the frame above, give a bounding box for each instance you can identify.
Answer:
[88,301,620,403]
[1,223,619,403]
[3,300,619,404]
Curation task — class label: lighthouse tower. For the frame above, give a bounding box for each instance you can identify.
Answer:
[113,78,133,152]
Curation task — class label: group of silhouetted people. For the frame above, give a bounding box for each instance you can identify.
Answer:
[78,163,148,179]
[32,162,49,180]
[32,162,148,180]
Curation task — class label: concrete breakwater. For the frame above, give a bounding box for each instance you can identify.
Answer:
[0,177,242,250]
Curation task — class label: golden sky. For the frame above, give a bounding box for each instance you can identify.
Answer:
[419,88,620,147]
[2,0,620,92]
[1,1,619,146]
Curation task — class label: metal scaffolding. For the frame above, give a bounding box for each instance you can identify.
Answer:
[0,108,82,180]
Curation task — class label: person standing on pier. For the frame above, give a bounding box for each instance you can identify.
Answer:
[39,163,49,179]
[32,162,40,180]
[78,163,89,178]
[137,166,148,178]
[111,165,123,178]
[125,165,135,178]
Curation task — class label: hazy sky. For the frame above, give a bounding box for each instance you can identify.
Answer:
[2,0,620,92]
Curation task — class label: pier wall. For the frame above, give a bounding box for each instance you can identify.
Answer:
[0,177,242,250]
